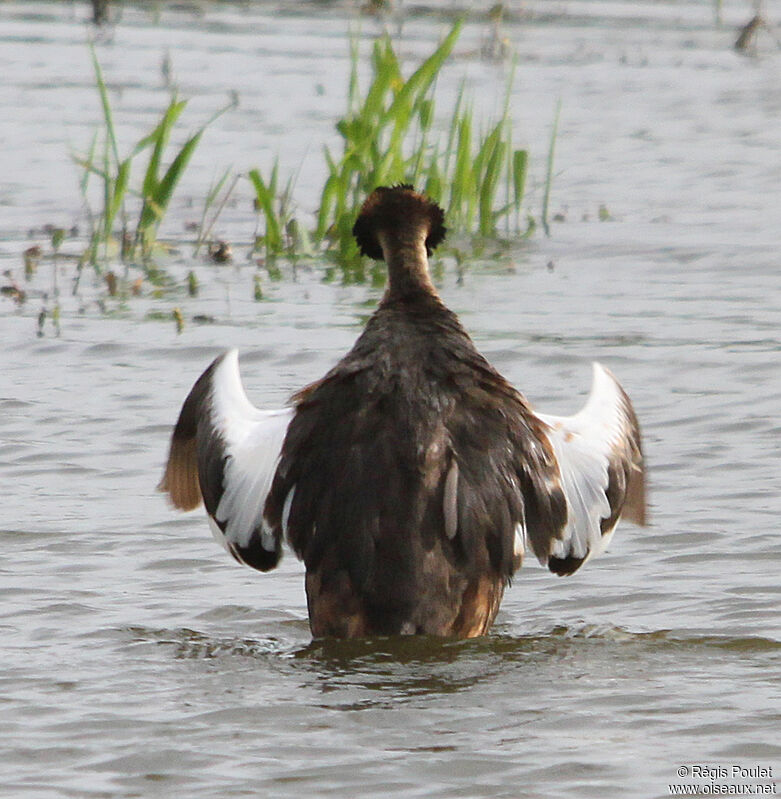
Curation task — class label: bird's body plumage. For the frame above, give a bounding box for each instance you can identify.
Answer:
[265,289,564,636]
[159,186,646,639]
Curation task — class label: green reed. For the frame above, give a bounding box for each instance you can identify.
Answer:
[68,27,556,296]
[249,165,284,257]
[324,21,532,265]
[75,45,228,266]
[250,21,536,277]
[193,168,239,257]
[541,98,561,237]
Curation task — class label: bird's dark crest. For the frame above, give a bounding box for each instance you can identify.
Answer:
[352,184,447,260]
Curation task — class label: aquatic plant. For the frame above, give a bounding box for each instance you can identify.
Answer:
[75,45,229,267]
[541,98,561,237]
[61,25,559,307]
[328,21,533,265]
[248,162,313,262]
[250,21,541,277]
[248,165,285,259]
[193,168,238,257]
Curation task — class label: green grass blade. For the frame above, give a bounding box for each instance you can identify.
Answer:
[138,128,203,238]
[423,143,442,201]
[323,146,338,176]
[512,149,528,209]
[451,112,473,227]
[479,137,506,236]
[131,101,186,159]
[542,99,561,237]
[364,36,399,124]
[473,120,501,186]
[442,81,466,180]
[418,98,434,132]
[386,21,461,158]
[194,167,236,255]
[348,33,360,114]
[102,133,111,244]
[316,173,341,241]
[105,157,130,240]
[206,166,232,208]
[78,130,99,196]
[89,44,120,166]
[387,20,461,121]
[248,167,282,252]
[141,98,187,201]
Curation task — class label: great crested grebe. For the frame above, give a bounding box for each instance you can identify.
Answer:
[159,185,646,639]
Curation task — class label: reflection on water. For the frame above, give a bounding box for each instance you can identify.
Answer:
[293,635,513,705]
[127,625,292,659]
[124,622,781,713]
[1,1,780,797]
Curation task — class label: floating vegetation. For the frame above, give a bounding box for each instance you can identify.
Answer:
[187,270,199,297]
[23,246,42,280]
[734,13,781,55]
[172,307,184,334]
[51,303,61,337]
[208,240,233,264]
[0,279,26,305]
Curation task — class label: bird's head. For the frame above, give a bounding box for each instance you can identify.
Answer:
[352,185,447,261]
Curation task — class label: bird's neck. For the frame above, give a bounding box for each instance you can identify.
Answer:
[379,230,437,301]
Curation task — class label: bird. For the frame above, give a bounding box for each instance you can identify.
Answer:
[159,185,646,639]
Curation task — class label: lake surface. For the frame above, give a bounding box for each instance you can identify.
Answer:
[1,1,779,797]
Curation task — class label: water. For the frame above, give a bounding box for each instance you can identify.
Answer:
[1,2,780,797]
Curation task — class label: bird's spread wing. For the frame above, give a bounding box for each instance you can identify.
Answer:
[158,349,293,572]
[530,363,646,576]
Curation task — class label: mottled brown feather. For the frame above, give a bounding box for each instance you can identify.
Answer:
[609,383,647,529]
[622,462,647,526]
[451,576,505,638]
[265,244,566,636]
[158,353,223,511]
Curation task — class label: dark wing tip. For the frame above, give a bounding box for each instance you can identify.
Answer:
[234,539,282,572]
[548,553,587,576]
[352,184,447,260]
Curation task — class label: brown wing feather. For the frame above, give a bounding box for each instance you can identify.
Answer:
[158,355,223,510]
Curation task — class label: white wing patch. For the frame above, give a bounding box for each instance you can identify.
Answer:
[533,363,645,571]
[512,521,525,571]
[207,350,294,555]
[159,348,294,572]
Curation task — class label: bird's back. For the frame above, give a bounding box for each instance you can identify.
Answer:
[265,293,530,636]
